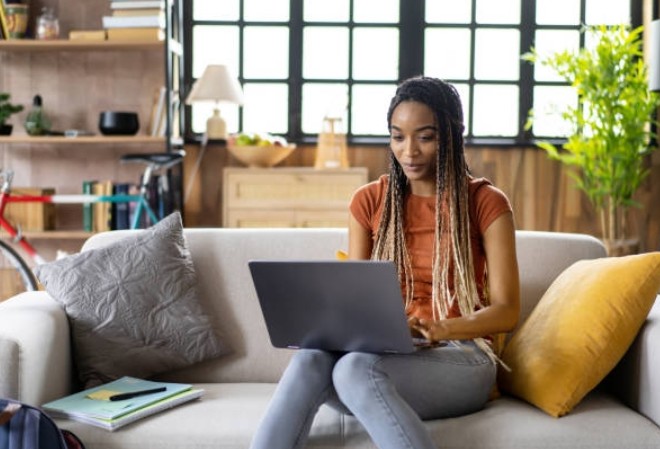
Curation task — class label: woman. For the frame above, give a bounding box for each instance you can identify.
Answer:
[249,76,520,449]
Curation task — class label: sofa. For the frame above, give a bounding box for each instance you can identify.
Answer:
[0,227,659,449]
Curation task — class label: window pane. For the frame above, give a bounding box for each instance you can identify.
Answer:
[585,0,630,25]
[475,0,521,24]
[193,26,240,78]
[191,103,240,135]
[244,0,290,22]
[304,0,349,22]
[243,27,289,79]
[532,86,577,137]
[425,28,471,80]
[474,29,520,80]
[532,30,580,82]
[194,0,239,21]
[303,27,349,79]
[472,84,519,136]
[452,83,470,135]
[353,0,399,23]
[353,28,399,80]
[351,84,397,135]
[536,0,580,25]
[302,83,349,134]
[242,83,289,133]
[425,0,471,24]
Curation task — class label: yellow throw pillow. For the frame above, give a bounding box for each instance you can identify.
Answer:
[499,252,660,417]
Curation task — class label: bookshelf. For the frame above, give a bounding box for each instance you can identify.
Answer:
[0,0,184,267]
[0,40,164,51]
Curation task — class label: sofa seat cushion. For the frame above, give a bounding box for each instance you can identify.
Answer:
[55,384,660,449]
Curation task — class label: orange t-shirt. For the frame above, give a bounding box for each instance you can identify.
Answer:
[349,174,512,321]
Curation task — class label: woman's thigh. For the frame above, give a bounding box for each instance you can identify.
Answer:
[332,341,496,420]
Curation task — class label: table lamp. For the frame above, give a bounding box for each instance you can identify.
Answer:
[649,20,660,92]
[185,64,244,139]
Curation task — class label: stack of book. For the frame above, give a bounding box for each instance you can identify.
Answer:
[42,376,203,431]
[103,0,166,42]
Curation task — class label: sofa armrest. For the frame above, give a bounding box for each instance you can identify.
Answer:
[0,292,72,406]
[607,296,660,428]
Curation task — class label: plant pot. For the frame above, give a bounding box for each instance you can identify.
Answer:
[0,124,13,135]
[604,238,639,257]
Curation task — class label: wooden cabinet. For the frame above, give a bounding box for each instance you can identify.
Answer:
[223,167,368,228]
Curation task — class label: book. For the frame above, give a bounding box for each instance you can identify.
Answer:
[69,30,107,41]
[102,15,165,29]
[112,182,131,230]
[0,2,9,40]
[42,376,202,431]
[149,86,166,136]
[112,8,164,17]
[106,27,165,42]
[82,180,97,232]
[109,1,165,11]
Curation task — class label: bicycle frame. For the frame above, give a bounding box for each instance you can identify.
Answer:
[0,189,158,265]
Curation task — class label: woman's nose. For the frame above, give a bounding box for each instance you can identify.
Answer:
[402,138,419,156]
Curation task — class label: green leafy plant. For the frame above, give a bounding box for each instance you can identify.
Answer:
[0,93,24,125]
[524,24,660,251]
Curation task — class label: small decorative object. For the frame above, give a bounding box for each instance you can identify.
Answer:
[24,95,51,136]
[227,132,295,168]
[185,65,244,140]
[4,3,29,39]
[0,92,24,136]
[98,111,140,135]
[35,6,60,40]
[314,116,349,169]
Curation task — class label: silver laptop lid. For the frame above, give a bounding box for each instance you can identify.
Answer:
[248,260,415,354]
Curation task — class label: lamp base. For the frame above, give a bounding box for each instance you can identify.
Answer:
[206,108,227,139]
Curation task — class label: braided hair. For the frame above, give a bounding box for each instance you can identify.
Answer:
[373,76,493,356]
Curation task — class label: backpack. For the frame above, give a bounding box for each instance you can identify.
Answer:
[0,399,85,449]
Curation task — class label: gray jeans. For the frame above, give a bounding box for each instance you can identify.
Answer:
[249,341,496,449]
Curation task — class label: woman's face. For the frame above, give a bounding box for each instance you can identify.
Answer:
[389,100,439,194]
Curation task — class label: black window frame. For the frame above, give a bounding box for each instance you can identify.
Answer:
[182,0,641,147]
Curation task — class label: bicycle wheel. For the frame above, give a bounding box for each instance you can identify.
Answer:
[0,240,38,298]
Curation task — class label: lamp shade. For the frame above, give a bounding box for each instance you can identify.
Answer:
[185,65,244,105]
[649,20,660,92]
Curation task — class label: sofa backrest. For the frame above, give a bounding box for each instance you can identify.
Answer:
[83,228,606,384]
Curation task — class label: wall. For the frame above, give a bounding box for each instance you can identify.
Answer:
[2,0,659,255]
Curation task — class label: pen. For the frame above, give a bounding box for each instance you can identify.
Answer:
[108,387,167,401]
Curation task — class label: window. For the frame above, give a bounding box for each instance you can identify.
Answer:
[185,0,637,145]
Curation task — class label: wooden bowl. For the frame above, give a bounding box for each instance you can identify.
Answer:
[227,144,296,167]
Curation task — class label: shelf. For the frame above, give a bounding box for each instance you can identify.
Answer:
[0,136,166,144]
[1,230,93,240]
[0,39,163,52]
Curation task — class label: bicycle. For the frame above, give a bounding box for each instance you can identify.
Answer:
[0,150,185,296]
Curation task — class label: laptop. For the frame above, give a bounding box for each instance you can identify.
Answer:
[248,260,416,354]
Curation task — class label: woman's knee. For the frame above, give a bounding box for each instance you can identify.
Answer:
[332,352,382,399]
[286,349,338,380]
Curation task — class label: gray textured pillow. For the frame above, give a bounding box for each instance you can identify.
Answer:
[34,212,228,388]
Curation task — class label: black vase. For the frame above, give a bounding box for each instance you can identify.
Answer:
[0,124,13,136]
[98,111,139,136]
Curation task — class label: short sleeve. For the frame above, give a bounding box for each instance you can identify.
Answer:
[349,175,388,232]
[471,181,513,234]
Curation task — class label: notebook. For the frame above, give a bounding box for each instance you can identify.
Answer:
[248,260,416,354]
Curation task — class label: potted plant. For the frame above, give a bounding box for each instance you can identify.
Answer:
[0,93,24,135]
[524,24,660,255]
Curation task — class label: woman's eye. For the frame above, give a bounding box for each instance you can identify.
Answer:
[419,135,435,141]
[391,134,404,141]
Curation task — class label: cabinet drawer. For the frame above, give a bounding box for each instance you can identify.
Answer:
[222,167,368,228]
[224,168,367,208]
